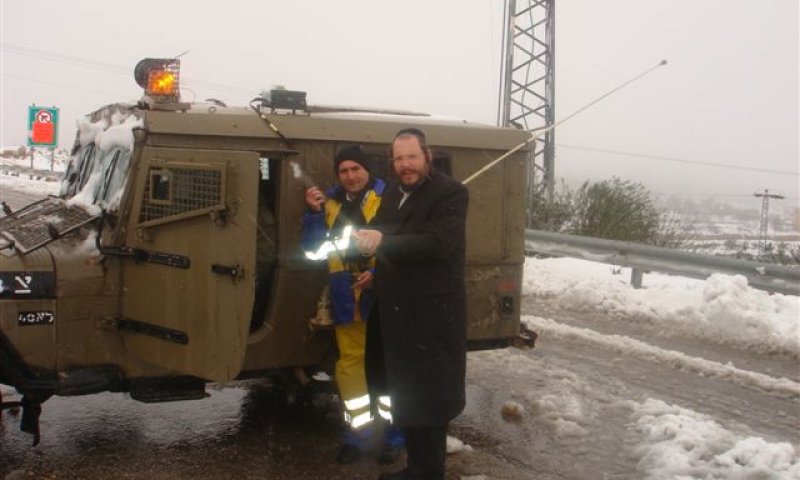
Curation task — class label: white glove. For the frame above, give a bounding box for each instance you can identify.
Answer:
[352,229,383,255]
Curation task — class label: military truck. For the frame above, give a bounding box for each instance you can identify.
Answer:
[0,59,533,444]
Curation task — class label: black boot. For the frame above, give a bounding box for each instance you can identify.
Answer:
[378,443,403,464]
[377,469,407,480]
[336,444,362,464]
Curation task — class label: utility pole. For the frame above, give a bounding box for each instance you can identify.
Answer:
[498,0,556,223]
[754,189,784,254]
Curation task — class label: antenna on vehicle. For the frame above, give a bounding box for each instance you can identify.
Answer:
[463,59,668,185]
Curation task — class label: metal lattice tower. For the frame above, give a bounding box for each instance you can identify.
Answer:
[754,189,785,254]
[498,0,555,211]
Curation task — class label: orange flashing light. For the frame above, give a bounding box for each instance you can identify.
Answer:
[147,69,179,97]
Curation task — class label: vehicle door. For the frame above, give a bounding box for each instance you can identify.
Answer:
[118,147,258,383]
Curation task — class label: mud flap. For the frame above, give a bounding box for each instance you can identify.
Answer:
[513,324,538,349]
[20,392,51,446]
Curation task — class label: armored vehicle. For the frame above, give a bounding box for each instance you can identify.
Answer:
[0,59,533,443]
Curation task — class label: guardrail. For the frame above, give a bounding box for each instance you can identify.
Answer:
[524,229,800,297]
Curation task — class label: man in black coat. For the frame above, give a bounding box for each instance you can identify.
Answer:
[354,128,469,480]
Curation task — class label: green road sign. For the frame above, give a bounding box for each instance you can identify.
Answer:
[27,105,59,147]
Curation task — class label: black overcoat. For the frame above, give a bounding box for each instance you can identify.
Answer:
[368,170,469,428]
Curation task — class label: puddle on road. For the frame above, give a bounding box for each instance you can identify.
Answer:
[3,384,248,453]
[0,380,374,479]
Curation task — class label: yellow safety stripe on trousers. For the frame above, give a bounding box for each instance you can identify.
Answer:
[343,410,374,430]
[376,395,393,421]
[342,394,372,429]
[377,408,393,422]
[344,394,371,411]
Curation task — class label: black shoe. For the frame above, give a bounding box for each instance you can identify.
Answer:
[377,469,407,480]
[377,444,403,465]
[336,444,362,464]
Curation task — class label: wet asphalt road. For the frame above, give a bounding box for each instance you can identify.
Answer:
[2,381,355,480]
[1,378,532,480]
[1,381,390,480]
[0,188,43,212]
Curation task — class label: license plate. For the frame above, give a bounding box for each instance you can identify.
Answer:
[17,311,55,326]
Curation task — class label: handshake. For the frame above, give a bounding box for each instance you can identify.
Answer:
[351,229,383,256]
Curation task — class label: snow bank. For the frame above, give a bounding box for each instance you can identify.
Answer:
[469,336,798,479]
[0,174,61,198]
[523,316,800,398]
[523,257,800,356]
[631,398,800,479]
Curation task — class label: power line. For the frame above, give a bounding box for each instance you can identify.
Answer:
[4,72,132,98]
[652,190,798,201]
[1,42,130,75]
[0,42,255,98]
[557,143,799,177]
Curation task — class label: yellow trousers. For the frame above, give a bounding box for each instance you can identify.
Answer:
[334,321,371,430]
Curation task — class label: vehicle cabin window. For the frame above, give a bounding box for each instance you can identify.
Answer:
[99,149,131,205]
[433,151,452,176]
[138,164,225,227]
[76,145,97,192]
[60,144,132,210]
[149,170,172,204]
[60,143,96,197]
[259,157,271,181]
[251,156,279,333]
[359,148,391,182]
[360,148,452,180]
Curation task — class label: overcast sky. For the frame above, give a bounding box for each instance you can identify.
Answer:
[1,0,797,206]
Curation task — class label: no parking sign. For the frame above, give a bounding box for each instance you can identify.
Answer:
[27,105,59,147]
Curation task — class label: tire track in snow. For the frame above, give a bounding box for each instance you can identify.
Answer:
[524,315,800,400]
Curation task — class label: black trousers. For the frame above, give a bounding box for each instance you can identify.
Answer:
[365,305,388,397]
[402,424,449,480]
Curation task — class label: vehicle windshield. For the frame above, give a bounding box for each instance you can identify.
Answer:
[59,106,142,213]
[60,145,131,210]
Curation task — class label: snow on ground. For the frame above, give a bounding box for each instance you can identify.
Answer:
[631,398,799,479]
[0,173,61,199]
[469,340,800,479]
[510,257,800,479]
[0,146,69,172]
[524,315,800,397]
[0,147,66,200]
[523,257,800,356]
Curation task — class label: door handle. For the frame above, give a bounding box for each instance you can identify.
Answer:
[211,263,243,281]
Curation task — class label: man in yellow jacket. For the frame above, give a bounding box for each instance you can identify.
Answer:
[301,145,404,465]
